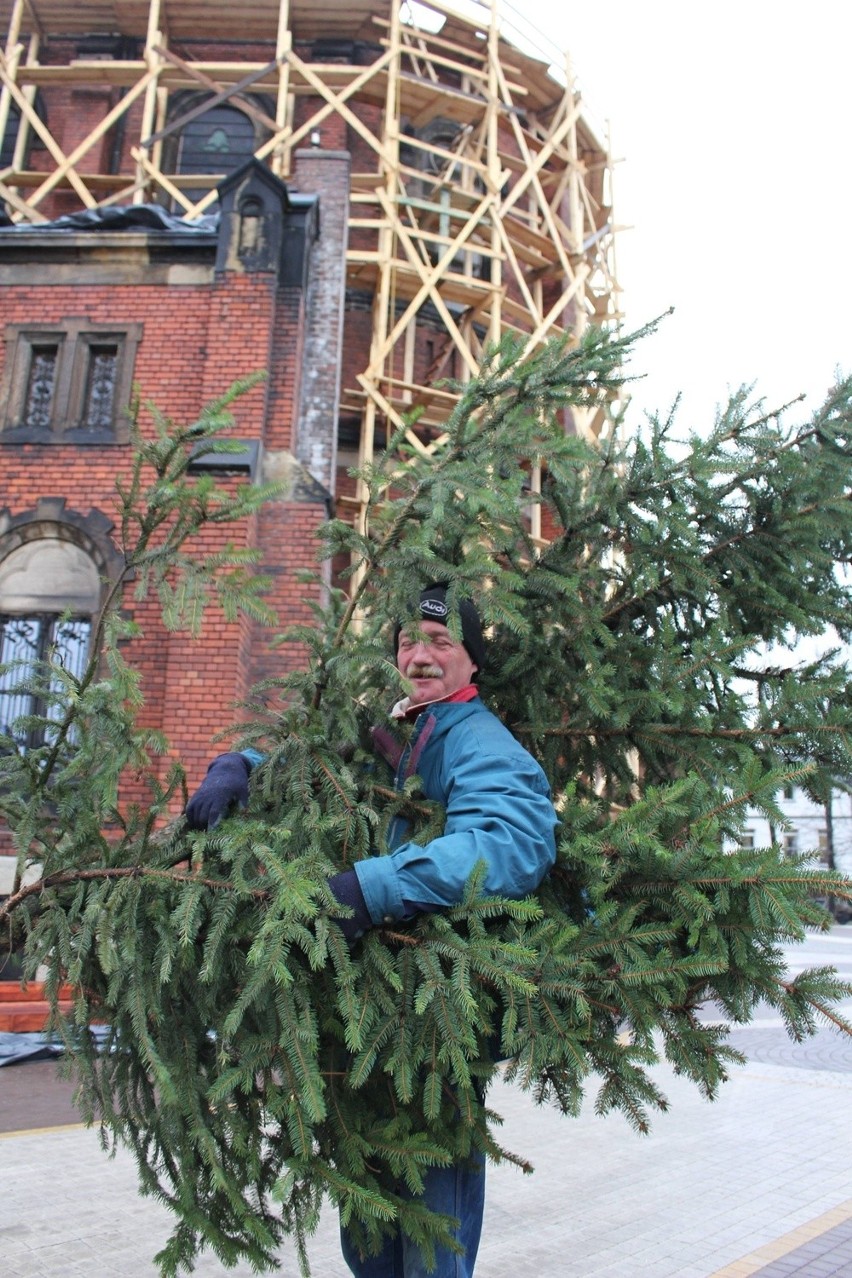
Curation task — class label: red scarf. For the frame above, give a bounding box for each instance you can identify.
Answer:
[401,683,478,721]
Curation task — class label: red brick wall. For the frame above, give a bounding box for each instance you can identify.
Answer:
[0,258,328,841]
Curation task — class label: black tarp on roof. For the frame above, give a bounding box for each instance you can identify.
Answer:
[0,204,219,233]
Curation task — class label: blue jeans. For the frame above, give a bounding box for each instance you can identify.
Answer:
[339,1150,486,1277]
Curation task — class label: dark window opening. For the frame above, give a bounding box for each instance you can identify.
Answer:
[23,344,60,430]
[238,195,263,257]
[0,96,47,170]
[81,344,119,432]
[159,94,274,211]
[175,104,257,202]
[0,104,22,169]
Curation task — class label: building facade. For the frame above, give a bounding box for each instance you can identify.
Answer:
[0,0,620,892]
[741,786,852,920]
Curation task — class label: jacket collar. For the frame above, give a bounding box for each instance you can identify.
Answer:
[389,683,479,722]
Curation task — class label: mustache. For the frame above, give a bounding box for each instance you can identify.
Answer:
[407,664,443,679]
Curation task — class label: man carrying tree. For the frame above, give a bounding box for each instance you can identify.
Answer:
[185,582,559,1277]
[4,336,852,1278]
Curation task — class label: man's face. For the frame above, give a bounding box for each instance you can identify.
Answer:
[396,619,478,704]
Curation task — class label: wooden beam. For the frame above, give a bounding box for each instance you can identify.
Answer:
[9,31,38,187]
[20,0,44,41]
[373,10,527,85]
[135,0,163,198]
[403,132,488,178]
[499,99,582,220]
[0,47,97,209]
[493,209,540,324]
[522,264,590,354]
[142,48,283,147]
[492,56,575,291]
[355,373,433,456]
[271,0,291,176]
[0,173,47,220]
[130,144,196,213]
[0,0,23,156]
[29,67,156,210]
[283,47,394,167]
[366,184,499,378]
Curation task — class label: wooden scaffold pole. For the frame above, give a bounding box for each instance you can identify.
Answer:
[0,0,23,165]
[486,0,502,351]
[353,0,403,555]
[134,0,164,202]
[271,0,292,178]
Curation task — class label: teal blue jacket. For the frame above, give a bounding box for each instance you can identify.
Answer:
[354,697,557,926]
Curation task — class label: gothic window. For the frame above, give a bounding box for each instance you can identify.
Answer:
[0,538,100,749]
[164,96,273,206]
[23,342,60,429]
[81,343,120,431]
[407,117,489,280]
[1,320,141,443]
[177,105,256,179]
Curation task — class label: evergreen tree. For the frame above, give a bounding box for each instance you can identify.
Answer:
[1,326,851,1276]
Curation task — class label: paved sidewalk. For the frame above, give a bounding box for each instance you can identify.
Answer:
[2,930,851,1276]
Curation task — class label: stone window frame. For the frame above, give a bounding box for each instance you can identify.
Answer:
[0,499,124,618]
[1,318,142,445]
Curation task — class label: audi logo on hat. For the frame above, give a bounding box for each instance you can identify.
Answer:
[420,598,448,618]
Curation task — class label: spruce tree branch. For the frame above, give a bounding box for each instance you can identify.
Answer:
[776,983,852,1035]
[669,771,816,841]
[0,865,270,924]
[629,874,851,895]
[700,404,820,506]
[369,784,436,819]
[515,723,851,741]
[601,487,852,630]
[730,665,798,682]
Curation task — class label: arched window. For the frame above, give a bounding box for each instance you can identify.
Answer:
[406,116,489,280]
[0,538,100,749]
[163,95,272,206]
[177,104,256,179]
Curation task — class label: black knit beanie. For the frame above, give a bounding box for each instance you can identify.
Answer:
[394,583,486,675]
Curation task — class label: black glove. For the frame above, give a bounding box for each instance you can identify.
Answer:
[327,870,372,942]
[184,752,251,831]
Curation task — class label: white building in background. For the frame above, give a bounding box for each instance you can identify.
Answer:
[741,785,852,920]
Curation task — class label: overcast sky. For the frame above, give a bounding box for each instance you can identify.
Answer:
[507,0,852,435]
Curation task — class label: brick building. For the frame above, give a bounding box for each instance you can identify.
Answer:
[0,0,620,894]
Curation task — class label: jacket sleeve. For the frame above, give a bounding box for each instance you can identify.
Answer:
[353,738,557,925]
[240,748,266,771]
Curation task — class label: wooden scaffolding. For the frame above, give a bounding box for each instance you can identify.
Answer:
[0,0,621,541]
